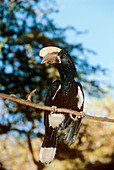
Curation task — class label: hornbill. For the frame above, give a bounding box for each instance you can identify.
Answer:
[39,47,84,163]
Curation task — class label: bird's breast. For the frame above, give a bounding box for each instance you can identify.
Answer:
[51,85,76,109]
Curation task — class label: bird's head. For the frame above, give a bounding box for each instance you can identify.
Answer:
[39,46,62,65]
[39,46,77,78]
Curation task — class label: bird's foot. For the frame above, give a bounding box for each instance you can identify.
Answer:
[79,111,85,118]
[51,106,57,114]
[70,111,85,120]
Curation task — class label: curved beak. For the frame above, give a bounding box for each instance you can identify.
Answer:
[41,52,61,64]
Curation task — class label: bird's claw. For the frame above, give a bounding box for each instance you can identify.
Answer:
[51,106,57,114]
[79,112,85,118]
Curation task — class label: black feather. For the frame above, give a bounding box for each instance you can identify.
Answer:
[40,48,84,163]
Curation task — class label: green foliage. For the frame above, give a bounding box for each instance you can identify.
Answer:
[0,0,112,169]
[0,0,106,98]
[0,0,107,135]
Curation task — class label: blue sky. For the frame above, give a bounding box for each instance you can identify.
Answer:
[51,0,114,87]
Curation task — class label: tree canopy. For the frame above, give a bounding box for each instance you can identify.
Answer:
[0,0,113,170]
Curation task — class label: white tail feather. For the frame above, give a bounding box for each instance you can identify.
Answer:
[39,147,56,164]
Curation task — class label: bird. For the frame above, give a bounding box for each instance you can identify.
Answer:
[39,46,84,164]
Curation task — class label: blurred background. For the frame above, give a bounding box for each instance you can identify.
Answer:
[0,0,114,169]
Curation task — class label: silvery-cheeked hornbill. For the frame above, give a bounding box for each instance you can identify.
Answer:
[39,46,84,163]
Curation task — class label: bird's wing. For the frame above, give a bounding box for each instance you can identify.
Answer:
[44,80,61,127]
[75,82,84,111]
[39,80,61,163]
[64,82,84,145]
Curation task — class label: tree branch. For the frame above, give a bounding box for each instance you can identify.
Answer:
[0,93,114,123]
[11,128,45,169]
[27,132,39,165]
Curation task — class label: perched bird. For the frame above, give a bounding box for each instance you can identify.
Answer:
[39,46,84,163]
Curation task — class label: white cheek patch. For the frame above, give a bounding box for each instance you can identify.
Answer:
[77,86,84,109]
[49,113,65,128]
[57,55,61,63]
[52,84,61,100]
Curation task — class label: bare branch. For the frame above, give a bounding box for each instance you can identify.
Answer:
[0,93,114,123]
[11,128,45,169]
[27,89,36,101]
[27,132,39,165]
